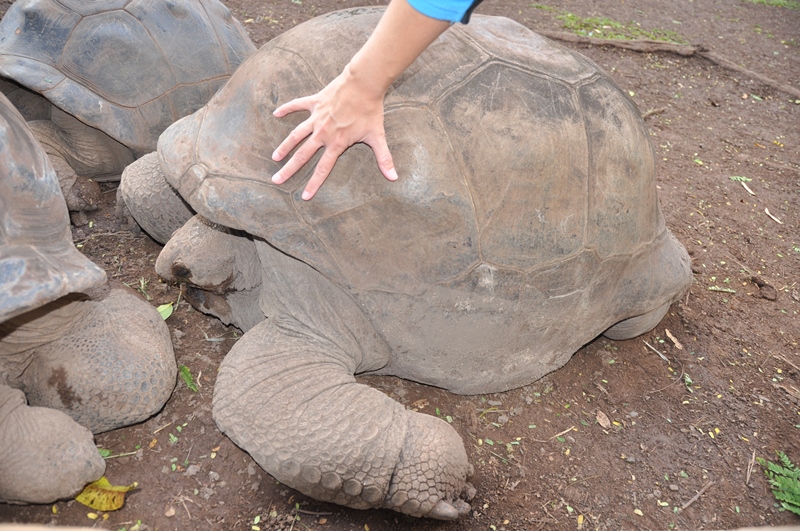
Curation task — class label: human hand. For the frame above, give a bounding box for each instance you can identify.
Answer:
[271,65,398,201]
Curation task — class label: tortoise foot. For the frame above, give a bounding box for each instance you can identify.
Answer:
[603,302,670,341]
[7,290,176,433]
[0,386,105,504]
[384,413,471,520]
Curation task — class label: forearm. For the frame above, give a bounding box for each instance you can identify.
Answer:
[345,0,450,96]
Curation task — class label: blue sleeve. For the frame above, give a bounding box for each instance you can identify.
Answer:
[406,0,483,23]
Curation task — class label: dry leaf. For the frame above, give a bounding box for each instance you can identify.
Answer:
[665,329,683,350]
[596,410,611,429]
[75,476,138,511]
[411,398,429,409]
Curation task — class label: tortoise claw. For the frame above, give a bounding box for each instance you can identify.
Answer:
[429,499,460,520]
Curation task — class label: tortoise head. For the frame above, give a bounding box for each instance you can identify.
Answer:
[156,215,262,328]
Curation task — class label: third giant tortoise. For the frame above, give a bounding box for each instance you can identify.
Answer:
[122,8,693,520]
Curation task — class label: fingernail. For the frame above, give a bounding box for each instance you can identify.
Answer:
[301,190,311,201]
[272,173,281,183]
[387,168,398,181]
[271,150,279,161]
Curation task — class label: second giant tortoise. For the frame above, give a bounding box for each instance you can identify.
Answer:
[0,92,176,504]
[123,8,693,520]
[0,0,255,214]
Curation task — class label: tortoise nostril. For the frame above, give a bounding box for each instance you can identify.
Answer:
[172,264,191,280]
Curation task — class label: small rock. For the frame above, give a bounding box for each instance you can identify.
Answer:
[625,456,636,463]
[487,400,502,406]
[208,471,220,482]
[653,489,662,498]
[247,463,256,476]
[185,464,200,477]
[200,486,214,500]
[524,395,533,405]
[497,414,509,425]
[669,484,679,491]
[628,411,639,418]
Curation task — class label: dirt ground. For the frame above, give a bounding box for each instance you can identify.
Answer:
[1,0,799,530]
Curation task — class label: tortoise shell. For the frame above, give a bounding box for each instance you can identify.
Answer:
[0,0,256,155]
[0,92,105,322]
[158,8,692,393]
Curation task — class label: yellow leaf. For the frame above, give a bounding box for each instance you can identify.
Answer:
[75,476,138,511]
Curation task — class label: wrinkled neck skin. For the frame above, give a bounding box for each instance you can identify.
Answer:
[156,215,263,332]
[0,294,91,385]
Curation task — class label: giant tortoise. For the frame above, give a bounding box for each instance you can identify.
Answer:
[0,92,176,504]
[122,8,693,519]
[0,0,255,214]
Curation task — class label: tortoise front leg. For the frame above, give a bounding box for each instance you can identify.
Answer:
[212,317,471,519]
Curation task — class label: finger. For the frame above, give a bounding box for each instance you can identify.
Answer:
[367,136,397,182]
[272,140,322,185]
[301,149,343,200]
[272,119,315,162]
[272,96,316,118]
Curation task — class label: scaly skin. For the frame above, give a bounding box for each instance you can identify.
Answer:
[0,290,176,433]
[118,152,194,245]
[213,317,470,519]
[0,385,105,504]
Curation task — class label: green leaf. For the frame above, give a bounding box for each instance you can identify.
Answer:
[729,175,752,182]
[156,303,173,320]
[180,365,198,392]
[97,448,113,458]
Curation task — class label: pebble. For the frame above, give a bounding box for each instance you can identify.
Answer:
[209,471,220,482]
[488,400,502,406]
[669,484,680,491]
[185,464,200,477]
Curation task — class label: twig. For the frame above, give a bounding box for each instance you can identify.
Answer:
[154,421,173,434]
[538,31,800,99]
[550,426,576,440]
[773,354,800,374]
[645,359,685,398]
[746,450,756,485]
[642,107,666,119]
[681,480,714,510]
[765,208,783,224]
[644,341,670,362]
[293,508,333,516]
[104,450,139,459]
[740,181,756,196]
[180,497,192,519]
